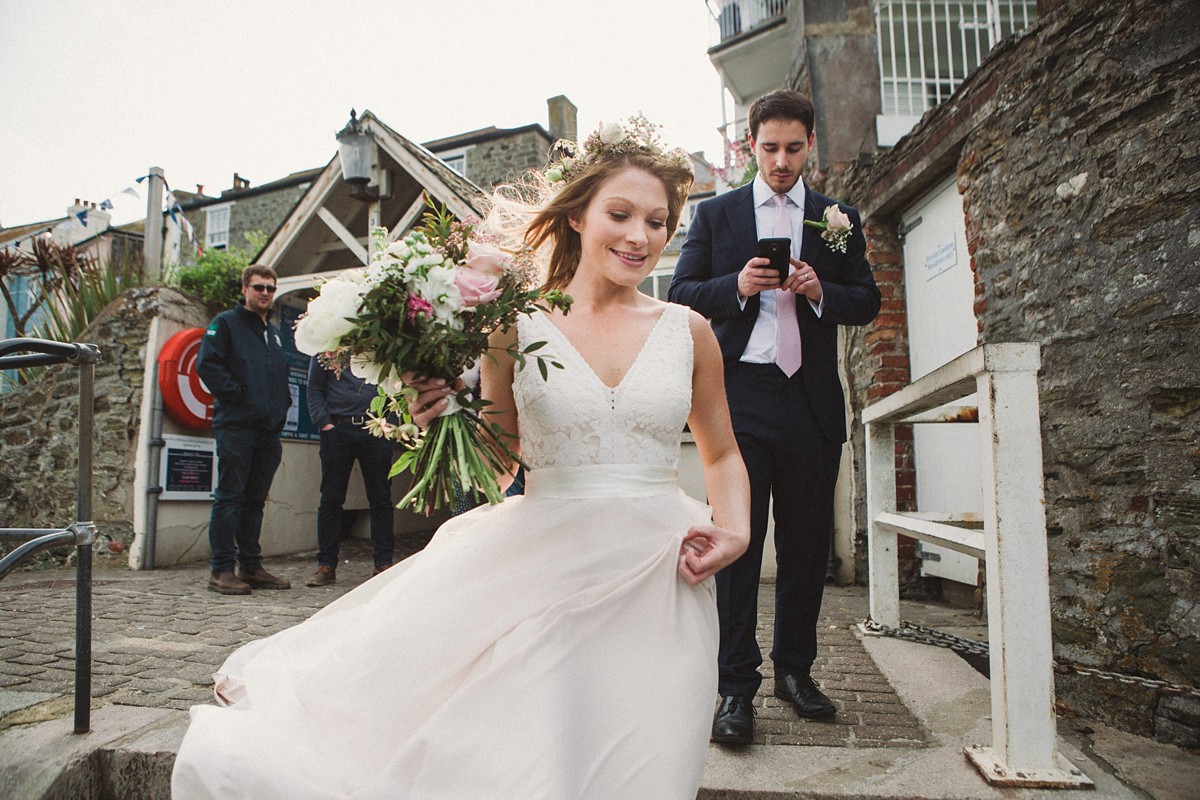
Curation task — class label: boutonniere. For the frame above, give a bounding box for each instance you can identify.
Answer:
[804,205,853,254]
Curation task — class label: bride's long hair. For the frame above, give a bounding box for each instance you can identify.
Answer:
[483,151,694,291]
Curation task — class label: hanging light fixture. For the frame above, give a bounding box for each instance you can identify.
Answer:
[336,109,374,190]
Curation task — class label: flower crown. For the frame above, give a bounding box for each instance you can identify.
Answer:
[545,114,693,185]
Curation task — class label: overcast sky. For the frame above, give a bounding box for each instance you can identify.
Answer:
[0,0,728,228]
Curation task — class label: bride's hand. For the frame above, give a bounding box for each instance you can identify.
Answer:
[678,523,749,586]
[402,372,461,429]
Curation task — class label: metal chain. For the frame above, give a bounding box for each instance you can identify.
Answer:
[862,618,1200,698]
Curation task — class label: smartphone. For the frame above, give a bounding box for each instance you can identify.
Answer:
[757,238,791,280]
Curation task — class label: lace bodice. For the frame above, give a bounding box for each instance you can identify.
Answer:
[513,304,693,470]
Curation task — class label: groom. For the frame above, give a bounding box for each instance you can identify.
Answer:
[669,90,880,744]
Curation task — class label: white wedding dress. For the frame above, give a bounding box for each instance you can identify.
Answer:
[171,303,719,800]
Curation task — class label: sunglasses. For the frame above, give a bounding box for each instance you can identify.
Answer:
[249,284,277,294]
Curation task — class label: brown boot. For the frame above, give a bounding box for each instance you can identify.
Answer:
[305,565,337,587]
[236,565,291,590]
[208,570,251,595]
[372,563,393,577]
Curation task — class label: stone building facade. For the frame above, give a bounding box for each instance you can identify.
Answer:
[808,0,1198,745]
[426,126,556,192]
[174,170,321,264]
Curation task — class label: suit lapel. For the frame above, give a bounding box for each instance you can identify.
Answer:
[800,186,825,267]
[722,184,758,267]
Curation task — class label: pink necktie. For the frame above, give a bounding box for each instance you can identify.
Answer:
[772,194,802,376]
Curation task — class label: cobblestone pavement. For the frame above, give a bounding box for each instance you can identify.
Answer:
[0,533,987,750]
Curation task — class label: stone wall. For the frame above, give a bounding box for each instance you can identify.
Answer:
[0,288,209,560]
[228,185,310,254]
[827,0,1199,744]
[959,0,1199,745]
[185,183,311,260]
[465,129,553,190]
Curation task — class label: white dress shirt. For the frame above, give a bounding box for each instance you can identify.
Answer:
[739,174,823,365]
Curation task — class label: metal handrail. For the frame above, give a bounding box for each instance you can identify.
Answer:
[0,337,101,734]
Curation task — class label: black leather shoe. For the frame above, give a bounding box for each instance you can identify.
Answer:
[774,673,836,719]
[711,695,755,745]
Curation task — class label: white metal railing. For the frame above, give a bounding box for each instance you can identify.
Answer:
[707,0,787,42]
[875,0,1036,116]
[863,344,1091,788]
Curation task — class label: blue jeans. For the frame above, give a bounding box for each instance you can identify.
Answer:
[316,423,395,569]
[209,427,283,573]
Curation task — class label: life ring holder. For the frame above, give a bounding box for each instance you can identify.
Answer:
[157,327,214,430]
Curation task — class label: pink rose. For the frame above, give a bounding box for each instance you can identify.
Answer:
[455,267,501,307]
[824,205,852,231]
[465,241,509,276]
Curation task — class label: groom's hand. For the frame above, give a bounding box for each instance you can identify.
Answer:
[737,257,783,299]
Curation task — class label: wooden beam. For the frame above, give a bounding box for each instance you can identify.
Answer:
[389,195,429,241]
[863,344,1040,425]
[874,511,986,559]
[257,157,341,268]
[316,206,368,265]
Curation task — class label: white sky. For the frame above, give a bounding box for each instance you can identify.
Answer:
[0,0,728,229]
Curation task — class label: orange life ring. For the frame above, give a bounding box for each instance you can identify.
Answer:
[158,327,214,430]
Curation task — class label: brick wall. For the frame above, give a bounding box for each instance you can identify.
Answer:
[813,162,920,584]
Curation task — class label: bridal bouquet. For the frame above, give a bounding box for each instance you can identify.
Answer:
[295,205,571,514]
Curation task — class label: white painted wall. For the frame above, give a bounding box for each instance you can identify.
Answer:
[900,177,981,585]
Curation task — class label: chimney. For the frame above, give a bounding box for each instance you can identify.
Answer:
[547,95,577,144]
[196,184,205,195]
[232,173,251,191]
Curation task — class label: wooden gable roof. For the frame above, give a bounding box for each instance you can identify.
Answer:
[261,109,486,291]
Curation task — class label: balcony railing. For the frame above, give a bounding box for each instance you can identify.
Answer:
[708,0,786,43]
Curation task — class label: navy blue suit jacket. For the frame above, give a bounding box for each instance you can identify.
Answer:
[669,183,880,444]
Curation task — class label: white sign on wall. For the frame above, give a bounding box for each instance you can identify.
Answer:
[925,239,958,279]
[159,434,218,501]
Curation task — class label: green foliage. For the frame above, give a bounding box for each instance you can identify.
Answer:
[35,246,146,344]
[0,238,146,387]
[170,230,267,313]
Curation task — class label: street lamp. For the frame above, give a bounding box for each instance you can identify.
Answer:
[336,109,391,202]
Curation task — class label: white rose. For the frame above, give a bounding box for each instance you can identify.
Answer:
[293,278,363,354]
[598,122,626,145]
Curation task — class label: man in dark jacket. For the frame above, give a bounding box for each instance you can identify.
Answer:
[670,91,880,743]
[196,265,292,595]
[304,357,395,586]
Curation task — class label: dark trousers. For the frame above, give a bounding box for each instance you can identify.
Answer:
[316,423,395,569]
[209,426,283,573]
[716,362,841,697]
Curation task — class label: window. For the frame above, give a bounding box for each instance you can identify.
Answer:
[638,265,676,302]
[875,0,1036,143]
[441,154,466,177]
[205,204,233,250]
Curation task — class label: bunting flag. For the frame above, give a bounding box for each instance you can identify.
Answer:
[76,209,89,227]
[99,199,114,210]
[121,186,141,199]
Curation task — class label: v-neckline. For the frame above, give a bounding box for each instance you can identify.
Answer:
[536,307,670,392]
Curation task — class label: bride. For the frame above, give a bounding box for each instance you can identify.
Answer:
[171,121,750,800]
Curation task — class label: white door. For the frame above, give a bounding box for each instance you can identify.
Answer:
[900,177,980,585]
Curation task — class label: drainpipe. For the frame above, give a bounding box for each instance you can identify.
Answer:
[143,359,165,569]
